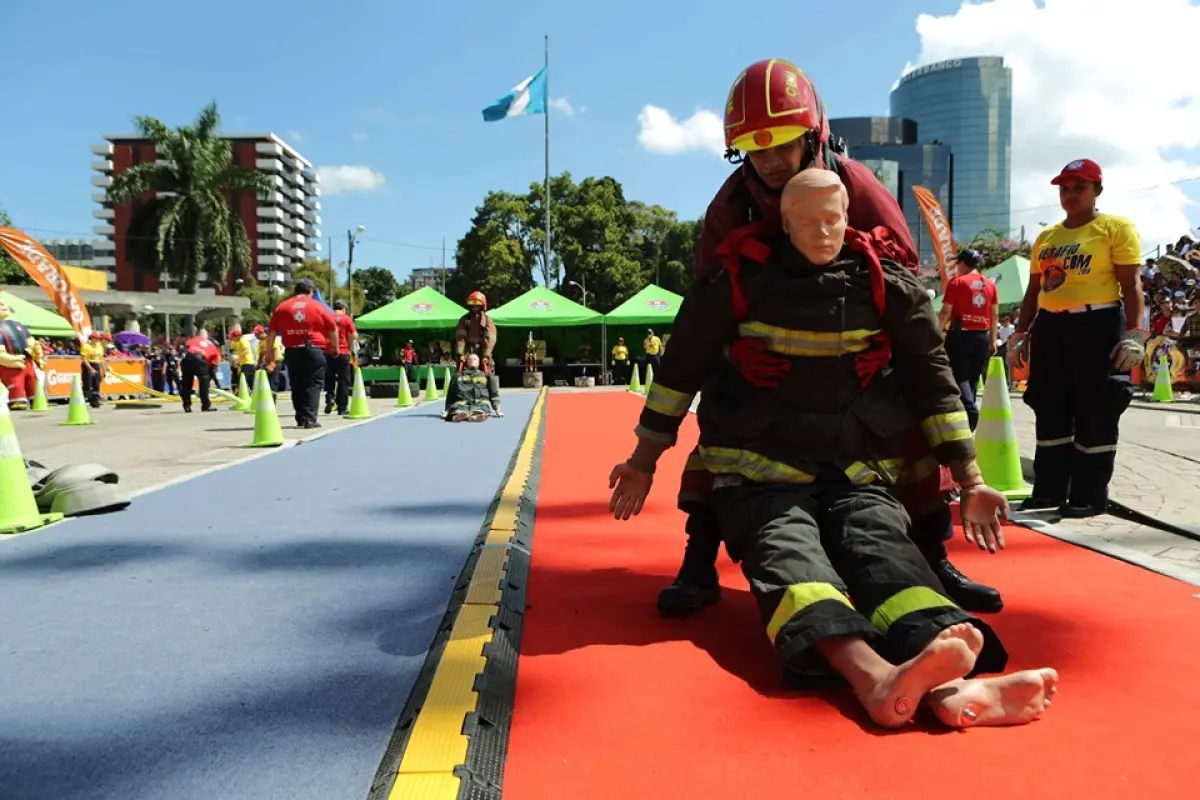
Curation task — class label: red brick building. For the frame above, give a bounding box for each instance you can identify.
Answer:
[90,132,321,294]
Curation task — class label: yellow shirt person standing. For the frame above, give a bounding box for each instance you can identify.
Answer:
[80,333,107,407]
[1010,159,1146,518]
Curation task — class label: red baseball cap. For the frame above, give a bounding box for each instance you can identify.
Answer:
[1051,159,1103,185]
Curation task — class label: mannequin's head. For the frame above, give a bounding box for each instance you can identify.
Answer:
[780,168,848,266]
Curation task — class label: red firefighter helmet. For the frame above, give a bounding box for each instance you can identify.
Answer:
[466,291,487,311]
[724,59,830,153]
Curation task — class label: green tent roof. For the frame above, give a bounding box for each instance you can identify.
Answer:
[604,284,683,325]
[489,286,601,327]
[0,289,75,337]
[983,255,1030,307]
[354,286,469,330]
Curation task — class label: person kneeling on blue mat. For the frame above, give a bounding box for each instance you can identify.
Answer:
[608,169,1058,730]
[442,353,504,422]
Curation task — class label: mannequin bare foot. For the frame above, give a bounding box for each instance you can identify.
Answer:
[857,624,979,728]
[928,668,1059,728]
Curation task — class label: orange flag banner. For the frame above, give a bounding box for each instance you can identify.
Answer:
[912,186,957,289]
[0,227,94,341]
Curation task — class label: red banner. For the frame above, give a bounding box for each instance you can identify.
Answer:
[912,186,957,290]
[0,227,93,342]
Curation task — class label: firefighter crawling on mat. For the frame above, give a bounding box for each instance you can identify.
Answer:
[608,170,1058,729]
[442,353,504,422]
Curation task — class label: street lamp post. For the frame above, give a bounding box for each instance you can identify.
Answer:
[347,224,366,314]
[567,277,591,307]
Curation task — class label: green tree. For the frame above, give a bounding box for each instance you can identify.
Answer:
[288,257,364,313]
[108,102,274,293]
[235,284,271,329]
[353,266,403,314]
[0,205,35,286]
[963,226,1033,269]
[448,190,538,307]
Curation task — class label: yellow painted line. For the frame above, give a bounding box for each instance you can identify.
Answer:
[385,387,548,800]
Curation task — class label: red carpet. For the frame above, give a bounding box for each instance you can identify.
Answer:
[504,392,1200,800]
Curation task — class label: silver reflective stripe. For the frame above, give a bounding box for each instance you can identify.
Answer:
[0,433,21,460]
[1036,436,1073,448]
[1074,442,1118,454]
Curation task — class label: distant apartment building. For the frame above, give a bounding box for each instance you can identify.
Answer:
[90,132,321,293]
[408,266,452,292]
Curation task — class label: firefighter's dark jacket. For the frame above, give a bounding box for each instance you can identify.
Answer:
[635,237,974,486]
[446,367,500,412]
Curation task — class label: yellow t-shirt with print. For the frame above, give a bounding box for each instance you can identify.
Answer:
[1030,214,1141,312]
[644,335,663,355]
[231,338,256,366]
[80,341,105,364]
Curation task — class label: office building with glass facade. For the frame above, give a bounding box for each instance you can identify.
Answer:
[890,57,1012,244]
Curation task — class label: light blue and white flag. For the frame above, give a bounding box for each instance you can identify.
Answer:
[482,68,547,122]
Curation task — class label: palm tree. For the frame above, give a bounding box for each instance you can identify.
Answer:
[108,102,274,293]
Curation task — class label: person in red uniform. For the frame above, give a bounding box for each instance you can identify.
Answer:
[657,58,1002,619]
[266,279,338,429]
[324,299,359,416]
[180,329,221,413]
[939,248,999,430]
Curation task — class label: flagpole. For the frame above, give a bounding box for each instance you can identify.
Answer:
[543,33,552,288]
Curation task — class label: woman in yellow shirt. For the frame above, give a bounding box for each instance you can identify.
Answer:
[1010,159,1146,517]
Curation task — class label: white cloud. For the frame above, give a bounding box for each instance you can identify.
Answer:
[905,0,1200,247]
[314,165,387,196]
[636,105,724,156]
[286,130,304,143]
[550,97,580,116]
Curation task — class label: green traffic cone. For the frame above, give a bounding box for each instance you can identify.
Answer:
[423,367,438,402]
[345,367,373,420]
[439,366,451,397]
[0,385,63,534]
[396,366,414,408]
[61,374,94,426]
[244,370,263,414]
[29,371,49,412]
[1151,356,1174,403]
[643,363,654,395]
[232,371,252,411]
[246,371,284,447]
[628,364,641,392]
[975,356,1031,500]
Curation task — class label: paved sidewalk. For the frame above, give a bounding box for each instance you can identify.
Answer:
[1009,401,1200,582]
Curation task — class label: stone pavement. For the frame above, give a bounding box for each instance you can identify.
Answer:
[1008,400,1200,583]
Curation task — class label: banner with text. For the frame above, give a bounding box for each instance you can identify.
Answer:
[0,227,93,341]
[912,187,957,289]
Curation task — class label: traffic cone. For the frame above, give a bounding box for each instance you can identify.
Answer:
[29,372,49,413]
[61,374,94,426]
[628,364,642,393]
[643,363,654,395]
[422,367,438,402]
[0,385,63,533]
[396,366,414,408]
[439,366,451,397]
[231,371,252,411]
[345,367,373,420]
[975,356,1031,500]
[976,374,985,398]
[246,370,284,447]
[1151,356,1174,403]
[244,370,263,414]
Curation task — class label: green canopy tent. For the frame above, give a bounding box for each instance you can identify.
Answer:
[354,285,468,331]
[0,289,75,337]
[489,287,603,382]
[604,284,683,325]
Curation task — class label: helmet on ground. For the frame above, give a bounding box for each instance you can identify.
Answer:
[724,59,830,153]
[466,291,487,310]
[956,248,983,270]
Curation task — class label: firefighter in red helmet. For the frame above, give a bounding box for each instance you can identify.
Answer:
[655,59,1002,619]
[456,290,498,370]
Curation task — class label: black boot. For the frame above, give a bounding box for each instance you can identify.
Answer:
[930,557,1003,613]
[912,503,1003,614]
[657,510,722,617]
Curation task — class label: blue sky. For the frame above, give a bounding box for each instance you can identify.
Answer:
[4,0,1198,281]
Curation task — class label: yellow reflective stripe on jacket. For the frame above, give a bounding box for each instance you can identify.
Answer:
[738,321,880,357]
[869,586,957,633]
[683,449,706,472]
[845,458,907,486]
[920,411,972,448]
[470,375,487,384]
[766,582,854,644]
[698,446,816,484]
[644,383,693,418]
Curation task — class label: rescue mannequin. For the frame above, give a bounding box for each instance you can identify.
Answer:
[442,353,503,422]
[609,170,1057,730]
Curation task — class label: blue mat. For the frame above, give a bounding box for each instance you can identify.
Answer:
[0,394,537,800]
